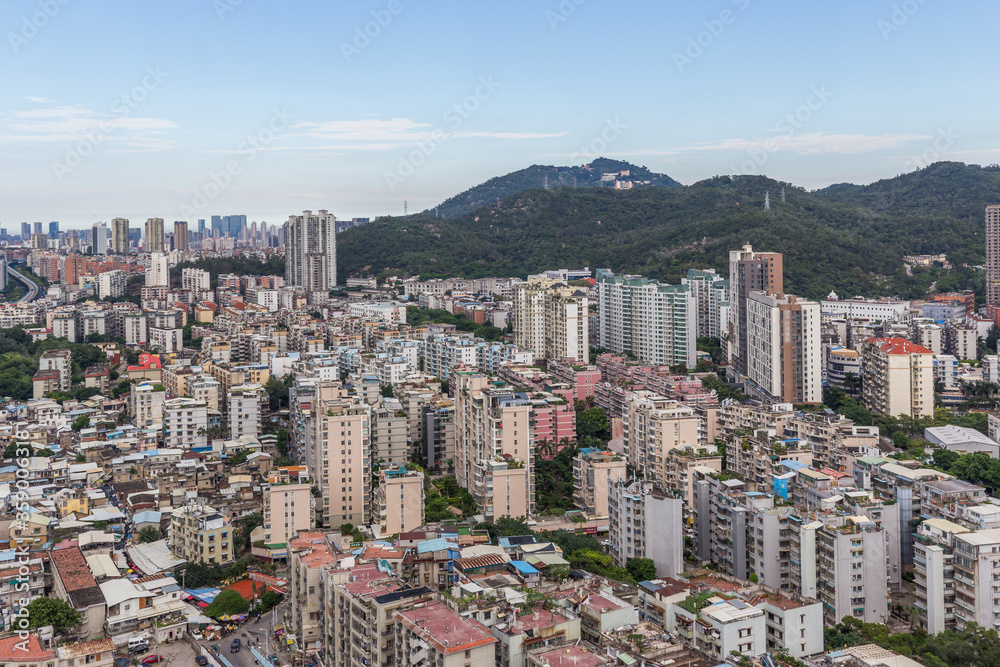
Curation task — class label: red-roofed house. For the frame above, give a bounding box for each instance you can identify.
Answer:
[0,634,55,665]
[127,353,162,382]
[395,601,497,667]
[862,337,934,419]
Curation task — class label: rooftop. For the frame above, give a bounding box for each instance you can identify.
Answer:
[395,601,497,653]
[530,645,608,667]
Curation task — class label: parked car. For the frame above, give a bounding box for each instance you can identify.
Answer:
[231,638,241,653]
[140,656,164,665]
[196,657,209,666]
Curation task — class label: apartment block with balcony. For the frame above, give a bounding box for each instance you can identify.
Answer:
[621,391,700,483]
[808,516,888,626]
[162,397,208,449]
[376,466,425,535]
[572,448,626,517]
[608,479,683,579]
[512,277,589,364]
[913,518,970,634]
[862,337,934,419]
[169,503,233,565]
[394,601,497,667]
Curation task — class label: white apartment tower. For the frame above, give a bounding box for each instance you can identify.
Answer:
[596,270,696,368]
[146,252,169,287]
[746,291,822,403]
[512,277,589,363]
[285,209,337,292]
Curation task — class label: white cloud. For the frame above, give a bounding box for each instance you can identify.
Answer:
[0,103,176,149]
[23,96,53,104]
[453,131,569,140]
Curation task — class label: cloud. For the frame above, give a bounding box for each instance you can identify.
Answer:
[453,131,569,140]
[0,104,176,149]
[24,96,53,104]
[641,132,933,157]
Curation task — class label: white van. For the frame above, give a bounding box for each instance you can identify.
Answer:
[127,637,150,653]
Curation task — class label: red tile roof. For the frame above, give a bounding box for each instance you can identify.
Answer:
[869,337,932,355]
[0,634,55,660]
[50,546,105,608]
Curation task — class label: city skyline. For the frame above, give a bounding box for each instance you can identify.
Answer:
[2,0,997,225]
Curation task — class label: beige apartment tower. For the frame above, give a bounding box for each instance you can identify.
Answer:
[285,209,337,292]
[145,217,165,253]
[111,217,129,254]
[728,244,783,374]
[174,221,189,251]
[987,205,1000,308]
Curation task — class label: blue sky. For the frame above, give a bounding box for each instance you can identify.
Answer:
[0,0,995,228]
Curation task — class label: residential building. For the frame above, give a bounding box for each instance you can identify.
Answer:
[38,349,72,392]
[285,209,337,292]
[827,347,862,396]
[682,268,730,338]
[110,217,129,254]
[746,291,822,404]
[97,269,126,298]
[376,466,425,535]
[394,601,497,667]
[511,276,589,363]
[146,252,169,287]
[621,391,699,482]
[228,383,263,441]
[49,547,107,639]
[608,479,683,579]
[173,220,188,250]
[182,267,210,291]
[145,217,164,253]
[987,205,1000,309]
[913,518,970,634]
[130,382,165,429]
[162,397,208,449]
[728,244,783,374]
[862,338,934,419]
[262,477,313,547]
[92,221,109,254]
[596,270,696,368]
[573,447,627,516]
[169,503,233,565]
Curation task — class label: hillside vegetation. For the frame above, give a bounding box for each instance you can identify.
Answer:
[338,161,996,300]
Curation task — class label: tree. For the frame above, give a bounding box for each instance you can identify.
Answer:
[625,557,657,583]
[71,415,90,431]
[576,407,610,441]
[25,598,81,633]
[204,589,250,617]
[137,526,161,543]
[3,442,33,459]
[238,512,263,551]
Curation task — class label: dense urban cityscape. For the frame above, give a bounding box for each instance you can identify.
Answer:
[0,197,996,667]
[6,2,1000,667]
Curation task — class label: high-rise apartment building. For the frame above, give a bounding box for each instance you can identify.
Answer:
[111,217,129,254]
[728,244,783,374]
[162,397,208,449]
[173,221,189,251]
[511,277,589,363]
[32,222,42,236]
[682,268,731,338]
[454,374,534,520]
[285,210,337,292]
[20,222,30,241]
[596,270,696,368]
[181,268,210,291]
[146,252,169,287]
[987,205,1000,310]
[145,217,164,253]
[92,222,109,255]
[861,337,934,419]
[746,291,822,403]
[97,269,126,298]
[621,391,700,481]
[262,477,313,547]
[228,383,263,441]
[608,479,684,578]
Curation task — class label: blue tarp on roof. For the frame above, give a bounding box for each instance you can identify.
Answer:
[509,560,540,575]
[416,538,457,554]
[184,587,222,604]
[778,460,808,471]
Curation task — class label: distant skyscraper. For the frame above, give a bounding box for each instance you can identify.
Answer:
[48,222,59,237]
[32,222,42,236]
[211,215,222,236]
[987,206,1000,310]
[174,221,189,251]
[145,217,165,253]
[197,219,205,235]
[92,222,109,255]
[111,217,130,254]
[285,209,337,291]
[20,223,30,241]
[728,244,783,376]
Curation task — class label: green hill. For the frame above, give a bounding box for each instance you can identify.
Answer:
[427,158,682,219]
[338,161,997,301]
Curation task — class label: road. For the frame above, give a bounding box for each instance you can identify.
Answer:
[6,265,39,302]
[199,601,288,667]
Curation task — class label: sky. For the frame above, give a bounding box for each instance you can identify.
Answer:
[1,0,997,228]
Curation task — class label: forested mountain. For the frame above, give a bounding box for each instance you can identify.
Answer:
[338,161,997,301]
[427,158,682,219]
